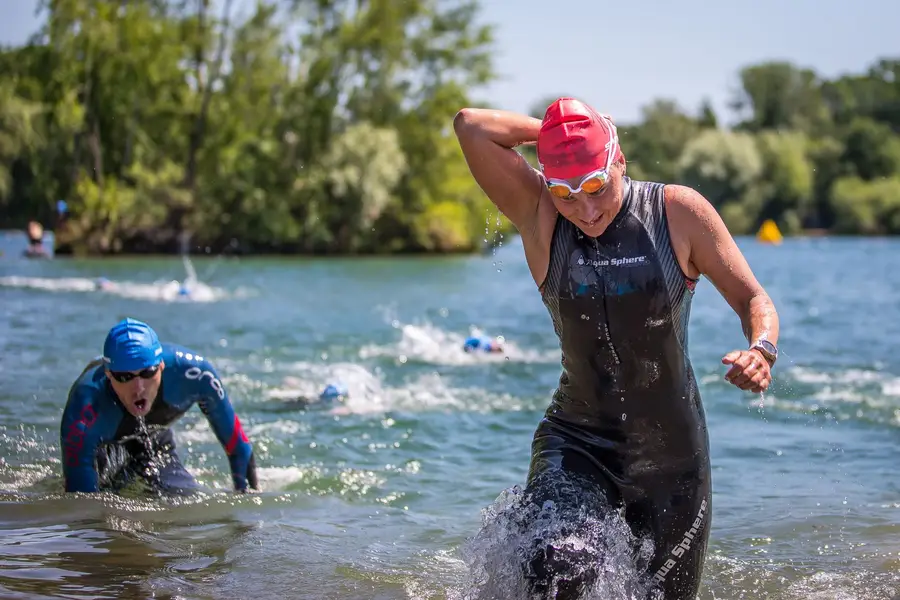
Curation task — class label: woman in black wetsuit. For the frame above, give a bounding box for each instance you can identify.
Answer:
[454,98,780,599]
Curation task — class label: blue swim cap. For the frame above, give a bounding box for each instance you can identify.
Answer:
[463,336,482,352]
[319,382,349,401]
[178,285,190,296]
[103,318,163,372]
[464,336,495,352]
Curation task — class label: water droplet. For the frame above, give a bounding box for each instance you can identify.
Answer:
[580,314,589,320]
[621,413,627,421]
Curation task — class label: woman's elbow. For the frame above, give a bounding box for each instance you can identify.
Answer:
[453,108,486,135]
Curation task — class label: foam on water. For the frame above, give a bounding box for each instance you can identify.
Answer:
[359,320,558,365]
[263,360,528,415]
[701,365,900,428]
[0,274,245,303]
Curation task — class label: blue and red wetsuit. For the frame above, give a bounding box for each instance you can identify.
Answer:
[60,343,257,494]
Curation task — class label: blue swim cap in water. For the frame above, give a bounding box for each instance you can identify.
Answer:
[178,285,190,296]
[320,382,349,401]
[463,336,482,352]
[103,318,163,372]
[464,336,495,352]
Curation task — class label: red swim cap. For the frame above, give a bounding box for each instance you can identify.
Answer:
[536,98,624,180]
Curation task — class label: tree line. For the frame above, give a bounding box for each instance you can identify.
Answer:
[1,1,898,256]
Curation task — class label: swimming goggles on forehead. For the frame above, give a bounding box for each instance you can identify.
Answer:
[543,119,620,200]
[109,363,161,383]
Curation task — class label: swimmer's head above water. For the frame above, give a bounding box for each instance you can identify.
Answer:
[319,382,349,402]
[102,318,165,417]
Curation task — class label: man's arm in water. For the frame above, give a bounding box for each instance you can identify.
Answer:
[453,108,545,232]
[666,185,780,392]
[186,358,258,492]
[59,385,115,493]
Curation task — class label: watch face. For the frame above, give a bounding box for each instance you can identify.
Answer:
[755,340,777,362]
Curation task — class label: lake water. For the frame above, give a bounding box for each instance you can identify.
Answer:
[1,235,898,599]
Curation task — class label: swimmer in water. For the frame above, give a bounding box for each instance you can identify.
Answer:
[23,221,50,258]
[94,276,113,291]
[166,280,191,297]
[268,379,349,411]
[59,318,259,496]
[303,382,349,408]
[454,98,779,598]
[319,382,349,402]
[463,334,504,354]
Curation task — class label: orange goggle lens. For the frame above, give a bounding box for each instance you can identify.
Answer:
[546,172,609,199]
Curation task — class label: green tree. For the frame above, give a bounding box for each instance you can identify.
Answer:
[621,99,701,183]
[840,117,900,180]
[830,176,900,234]
[732,62,830,133]
[755,131,814,233]
[677,129,764,234]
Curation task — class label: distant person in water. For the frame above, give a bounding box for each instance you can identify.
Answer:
[463,334,504,354]
[23,221,50,258]
[277,380,349,409]
[60,318,259,495]
[319,382,349,402]
[94,277,113,291]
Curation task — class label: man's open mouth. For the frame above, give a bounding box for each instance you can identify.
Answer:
[134,399,148,411]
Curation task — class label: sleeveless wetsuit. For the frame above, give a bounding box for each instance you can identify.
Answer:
[526,177,710,599]
[60,343,257,495]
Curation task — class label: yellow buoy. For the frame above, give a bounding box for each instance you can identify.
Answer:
[756,219,783,245]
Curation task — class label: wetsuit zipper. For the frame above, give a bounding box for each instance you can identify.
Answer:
[600,291,621,366]
[593,238,621,367]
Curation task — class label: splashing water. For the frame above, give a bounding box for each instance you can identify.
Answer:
[135,416,160,488]
[455,471,659,600]
[488,210,505,273]
[357,320,556,366]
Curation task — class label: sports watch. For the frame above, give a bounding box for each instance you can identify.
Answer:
[750,339,778,366]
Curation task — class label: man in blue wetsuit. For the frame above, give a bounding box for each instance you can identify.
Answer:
[60,318,258,495]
